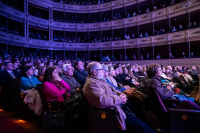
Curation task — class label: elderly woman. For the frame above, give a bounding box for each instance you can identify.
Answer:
[19,66,42,90]
[43,67,70,102]
[146,64,195,102]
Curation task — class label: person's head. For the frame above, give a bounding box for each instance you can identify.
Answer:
[38,66,46,76]
[22,66,33,77]
[4,62,14,71]
[114,65,120,76]
[108,65,115,77]
[43,67,57,83]
[182,52,185,55]
[13,61,19,69]
[162,67,165,73]
[126,65,133,74]
[75,61,84,71]
[173,26,175,29]
[146,64,161,78]
[0,63,4,70]
[138,66,143,72]
[191,52,193,55]
[102,65,109,78]
[57,60,62,66]
[62,64,74,77]
[167,66,172,71]
[191,66,196,71]
[47,61,54,67]
[179,25,182,28]
[122,67,128,74]
[194,22,196,25]
[174,72,181,78]
[87,62,104,79]
[118,66,123,74]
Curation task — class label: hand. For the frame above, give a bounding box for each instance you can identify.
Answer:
[54,75,62,82]
[120,93,128,104]
[124,85,130,90]
[75,88,80,91]
[166,85,171,90]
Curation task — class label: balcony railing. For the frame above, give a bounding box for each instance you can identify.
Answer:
[1,0,200,31]
[0,27,200,50]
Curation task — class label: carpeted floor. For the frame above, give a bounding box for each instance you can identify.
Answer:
[0,114,34,133]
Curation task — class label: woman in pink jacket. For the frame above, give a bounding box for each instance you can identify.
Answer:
[43,67,71,102]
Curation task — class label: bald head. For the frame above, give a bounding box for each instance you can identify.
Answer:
[87,62,105,79]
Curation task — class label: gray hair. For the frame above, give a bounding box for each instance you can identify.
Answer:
[62,64,71,72]
[102,64,108,72]
[87,62,99,75]
[108,65,113,73]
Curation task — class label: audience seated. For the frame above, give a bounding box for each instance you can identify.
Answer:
[190,52,196,58]
[19,66,42,90]
[73,61,88,86]
[43,67,71,102]
[83,62,155,132]
[38,66,46,82]
[62,64,81,97]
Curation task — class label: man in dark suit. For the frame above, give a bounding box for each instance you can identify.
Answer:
[0,62,21,110]
[73,61,88,86]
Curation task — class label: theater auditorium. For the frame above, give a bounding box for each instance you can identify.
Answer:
[0,0,200,133]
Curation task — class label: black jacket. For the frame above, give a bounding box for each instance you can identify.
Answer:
[118,73,133,86]
[0,70,21,87]
[73,69,88,86]
[146,76,174,99]
[113,75,125,86]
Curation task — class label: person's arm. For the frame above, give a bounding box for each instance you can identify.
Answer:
[20,77,37,90]
[34,77,42,85]
[60,80,70,91]
[43,82,66,97]
[85,82,123,108]
[151,79,174,99]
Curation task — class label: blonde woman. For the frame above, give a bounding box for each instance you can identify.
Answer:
[126,65,138,81]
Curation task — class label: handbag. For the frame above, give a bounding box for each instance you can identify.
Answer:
[43,101,66,130]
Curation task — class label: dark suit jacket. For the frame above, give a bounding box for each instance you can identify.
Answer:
[73,69,88,86]
[118,73,133,86]
[189,70,198,76]
[0,70,21,87]
[113,75,125,86]
[146,76,174,99]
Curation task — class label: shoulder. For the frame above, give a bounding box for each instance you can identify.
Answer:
[20,76,28,80]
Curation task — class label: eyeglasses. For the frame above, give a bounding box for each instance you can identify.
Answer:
[96,69,104,71]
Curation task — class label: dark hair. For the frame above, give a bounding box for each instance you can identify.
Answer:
[74,61,82,69]
[22,66,32,77]
[146,64,160,78]
[113,65,119,70]
[43,67,56,83]
[0,63,4,70]
[38,66,46,76]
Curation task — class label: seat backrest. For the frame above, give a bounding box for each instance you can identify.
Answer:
[146,86,169,131]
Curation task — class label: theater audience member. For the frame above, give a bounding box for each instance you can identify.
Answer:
[172,72,193,93]
[62,64,81,97]
[103,65,126,92]
[113,65,126,87]
[137,66,146,77]
[124,55,129,61]
[131,34,135,39]
[0,63,4,71]
[34,63,44,76]
[171,26,177,32]
[119,66,139,87]
[19,66,42,90]
[156,54,161,59]
[126,65,138,81]
[178,25,183,31]
[73,61,88,86]
[139,33,143,37]
[146,64,194,101]
[133,12,137,16]
[144,32,149,37]
[169,53,174,59]
[140,54,144,60]
[127,35,130,39]
[38,66,46,82]
[189,66,198,76]
[193,22,198,28]
[47,61,54,68]
[146,54,150,60]
[43,67,70,102]
[0,62,21,87]
[83,62,155,132]
[182,52,186,58]
[189,52,196,58]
